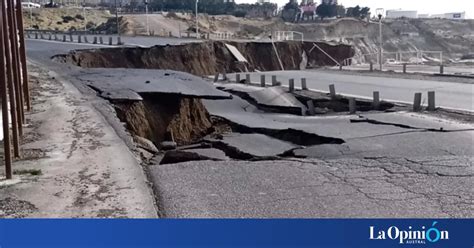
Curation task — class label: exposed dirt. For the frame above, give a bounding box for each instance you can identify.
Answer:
[54,41,355,76]
[23,9,111,31]
[114,93,213,146]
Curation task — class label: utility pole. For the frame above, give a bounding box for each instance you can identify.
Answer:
[115,0,120,38]
[83,0,87,31]
[195,0,199,39]
[376,8,384,71]
[145,0,149,35]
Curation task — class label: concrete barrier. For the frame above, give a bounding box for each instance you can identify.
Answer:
[260,75,266,87]
[289,79,295,92]
[427,91,436,111]
[272,75,277,86]
[301,78,307,90]
[307,100,315,116]
[372,91,380,110]
[413,93,422,112]
[329,84,336,99]
[349,98,356,114]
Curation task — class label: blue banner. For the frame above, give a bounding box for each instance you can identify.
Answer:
[0,219,472,247]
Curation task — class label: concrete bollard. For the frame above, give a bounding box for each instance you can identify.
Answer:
[329,84,336,99]
[222,72,227,81]
[78,35,82,43]
[272,75,277,86]
[84,36,89,43]
[348,98,356,114]
[372,91,380,110]
[34,32,38,39]
[93,37,98,44]
[403,63,407,74]
[339,64,343,71]
[63,35,67,42]
[413,93,422,112]
[369,62,373,72]
[117,36,122,45]
[236,74,241,83]
[69,34,74,42]
[109,37,113,45]
[439,65,444,74]
[427,91,436,111]
[260,75,266,87]
[26,32,31,39]
[48,33,52,40]
[245,74,251,84]
[40,33,44,39]
[289,79,295,92]
[54,34,58,41]
[99,36,104,44]
[307,100,316,116]
[214,73,220,82]
[301,78,308,90]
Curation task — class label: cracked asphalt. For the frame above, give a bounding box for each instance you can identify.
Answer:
[151,156,473,218]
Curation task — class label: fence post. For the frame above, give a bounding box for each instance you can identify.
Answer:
[289,79,295,92]
[372,91,380,110]
[329,84,336,99]
[349,98,356,114]
[427,91,436,111]
[301,78,307,90]
[413,93,422,112]
[260,75,266,87]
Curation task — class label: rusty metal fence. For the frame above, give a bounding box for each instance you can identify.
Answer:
[1,0,31,180]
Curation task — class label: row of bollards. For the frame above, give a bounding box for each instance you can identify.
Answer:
[235,73,309,90]
[1,0,31,180]
[29,30,123,46]
[413,91,436,112]
[232,74,437,114]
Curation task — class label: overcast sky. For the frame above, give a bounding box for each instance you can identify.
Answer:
[236,0,472,18]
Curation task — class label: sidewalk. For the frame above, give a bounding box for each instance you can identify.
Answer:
[0,63,157,218]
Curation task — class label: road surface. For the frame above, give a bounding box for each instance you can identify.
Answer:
[242,70,474,112]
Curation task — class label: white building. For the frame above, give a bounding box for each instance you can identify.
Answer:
[386,9,418,19]
[442,12,466,19]
[425,12,466,20]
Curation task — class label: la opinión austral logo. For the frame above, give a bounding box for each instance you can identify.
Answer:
[370,221,449,245]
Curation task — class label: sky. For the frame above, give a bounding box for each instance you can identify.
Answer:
[236,0,473,18]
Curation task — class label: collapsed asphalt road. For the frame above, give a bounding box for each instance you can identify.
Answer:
[11,38,474,218]
[238,70,474,112]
